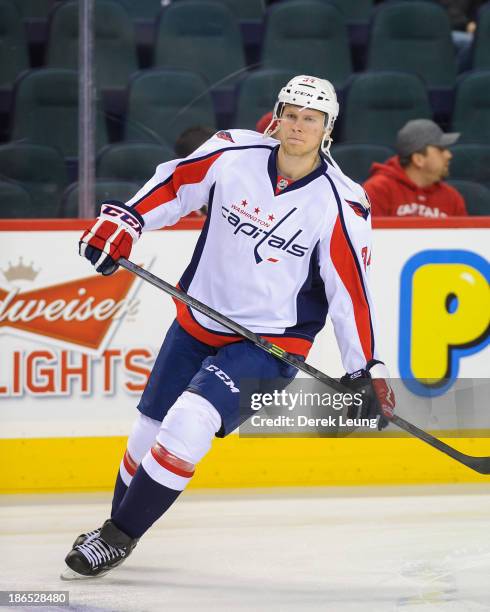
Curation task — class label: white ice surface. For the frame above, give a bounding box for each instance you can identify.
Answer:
[1,485,490,612]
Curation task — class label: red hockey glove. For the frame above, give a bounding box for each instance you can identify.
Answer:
[79,202,144,275]
[367,361,396,430]
[341,361,395,431]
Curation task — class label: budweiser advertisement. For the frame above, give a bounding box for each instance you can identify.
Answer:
[0,230,186,438]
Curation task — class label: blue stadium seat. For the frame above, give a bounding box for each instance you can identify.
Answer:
[0,181,33,218]
[61,180,141,217]
[474,3,490,70]
[234,69,295,130]
[0,143,68,215]
[341,72,431,146]
[12,69,109,159]
[0,0,29,108]
[367,1,457,115]
[450,144,490,188]
[452,71,490,143]
[155,1,246,89]
[332,143,394,183]
[262,1,352,89]
[97,142,174,186]
[125,70,216,147]
[46,0,138,90]
[446,179,490,216]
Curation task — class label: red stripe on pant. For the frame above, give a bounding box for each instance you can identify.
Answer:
[150,443,195,478]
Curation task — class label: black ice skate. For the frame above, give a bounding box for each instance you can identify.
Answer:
[61,519,138,580]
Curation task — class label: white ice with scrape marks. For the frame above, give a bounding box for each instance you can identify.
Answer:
[0,485,489,612]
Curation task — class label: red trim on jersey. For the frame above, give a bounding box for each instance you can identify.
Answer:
[330,216,373,362]
[122,450,138,477]
[150,443,195,478]
[174,295,312,357]
[134,152,223,215]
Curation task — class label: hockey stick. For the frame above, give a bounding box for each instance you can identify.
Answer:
[119,257,490,475]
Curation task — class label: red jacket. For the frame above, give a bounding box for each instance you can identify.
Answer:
[363,156,467,217]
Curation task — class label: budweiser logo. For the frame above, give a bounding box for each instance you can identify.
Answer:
[0,268,139,350]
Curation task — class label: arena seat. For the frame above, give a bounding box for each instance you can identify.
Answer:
[449,144,490,188]
[367,1,457,115]
[452,71,490,143]
[46,0,138,90]
[219,0,265,20]
[154,1,246,90]
[367,1,457,88]
[11,69,109,159]
[331,144,394,183]
[0,181,33,218]
[0,0,29,91]
[125,70,216,147]
[447,179,490,216]
[61,180,141,217]
[0,143,68,216]
[341,72,431,146]
[328,0,373,23]
[261,0,352,89]
[10,0,51,20]
[97,142,174,186]
[474,3,490,70]
[112,0,162,20]
[234,69,295,130]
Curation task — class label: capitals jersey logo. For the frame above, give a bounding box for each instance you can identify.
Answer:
[216,131,234,143]
[221,206,308,264]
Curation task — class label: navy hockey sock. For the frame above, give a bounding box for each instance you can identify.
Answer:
[111,465,182,539]
[110,471,129,517]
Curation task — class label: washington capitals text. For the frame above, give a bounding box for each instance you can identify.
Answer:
[221,206,308,263]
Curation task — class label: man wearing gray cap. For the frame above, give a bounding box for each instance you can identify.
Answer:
[364,119,467,217]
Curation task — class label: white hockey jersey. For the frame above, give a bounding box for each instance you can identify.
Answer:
[126,129,381,373]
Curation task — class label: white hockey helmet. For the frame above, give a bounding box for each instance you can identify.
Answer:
[265,75,339,154]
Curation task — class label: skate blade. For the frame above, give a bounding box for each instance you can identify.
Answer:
[60,566,110,580]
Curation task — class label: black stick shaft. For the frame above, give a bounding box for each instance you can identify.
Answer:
[119,258,490,475]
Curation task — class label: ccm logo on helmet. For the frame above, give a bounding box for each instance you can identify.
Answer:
[294,90,313,97]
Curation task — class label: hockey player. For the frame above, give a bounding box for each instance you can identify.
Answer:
[62,75,396,579]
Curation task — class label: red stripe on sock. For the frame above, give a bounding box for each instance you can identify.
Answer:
[123,450,138,477]
[150,443,195,478]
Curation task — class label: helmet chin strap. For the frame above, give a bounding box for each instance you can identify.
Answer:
[264,117,281,138]
[321,130,333,156]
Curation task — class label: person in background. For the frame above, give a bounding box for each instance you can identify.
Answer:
[437,0,485,71]
[363,119,467,218]
[174,126,216,159]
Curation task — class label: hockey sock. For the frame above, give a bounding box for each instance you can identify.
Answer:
[111,448,138,516]
[111,463,183,539]
[110,471,128,517]
[110,414,161,516]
